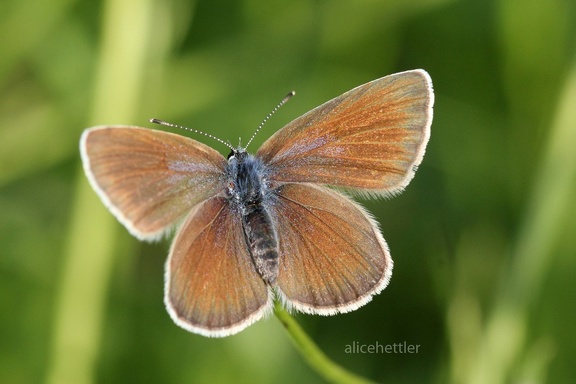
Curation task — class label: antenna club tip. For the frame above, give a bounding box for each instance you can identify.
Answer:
[280,91,295,104]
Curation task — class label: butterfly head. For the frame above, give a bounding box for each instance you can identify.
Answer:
[227,146,248,162]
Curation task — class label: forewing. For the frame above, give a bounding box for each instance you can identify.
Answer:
[257,69,433,196]
[80,126,227,240]
[272,184,392,314]
[165,196,272,337]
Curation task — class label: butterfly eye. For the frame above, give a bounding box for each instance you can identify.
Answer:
[227,150,235,160]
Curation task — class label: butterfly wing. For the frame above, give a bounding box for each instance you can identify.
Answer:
[257,69,433,197]
[271,183,392,314]
[165,196,272,337]
[80,126,227,240]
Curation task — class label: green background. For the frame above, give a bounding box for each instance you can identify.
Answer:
[1,0,575,383]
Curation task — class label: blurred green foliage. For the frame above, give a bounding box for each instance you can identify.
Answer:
[1,0,575,383]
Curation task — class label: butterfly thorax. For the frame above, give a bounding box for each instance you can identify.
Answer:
[226,150,279,284]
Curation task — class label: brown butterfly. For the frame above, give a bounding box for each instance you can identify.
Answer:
[80,69,434,337]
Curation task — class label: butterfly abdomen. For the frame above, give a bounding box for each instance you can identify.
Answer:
[242,203,279,284]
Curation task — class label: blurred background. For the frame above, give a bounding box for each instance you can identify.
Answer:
[1,0,575,383]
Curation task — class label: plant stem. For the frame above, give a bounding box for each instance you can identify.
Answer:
[274,302,378,384]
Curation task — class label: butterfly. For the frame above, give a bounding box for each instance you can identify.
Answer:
[80,69,434,337]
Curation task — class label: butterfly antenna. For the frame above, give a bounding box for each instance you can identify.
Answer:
[149,118,235,151]
[245,91,295,150]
